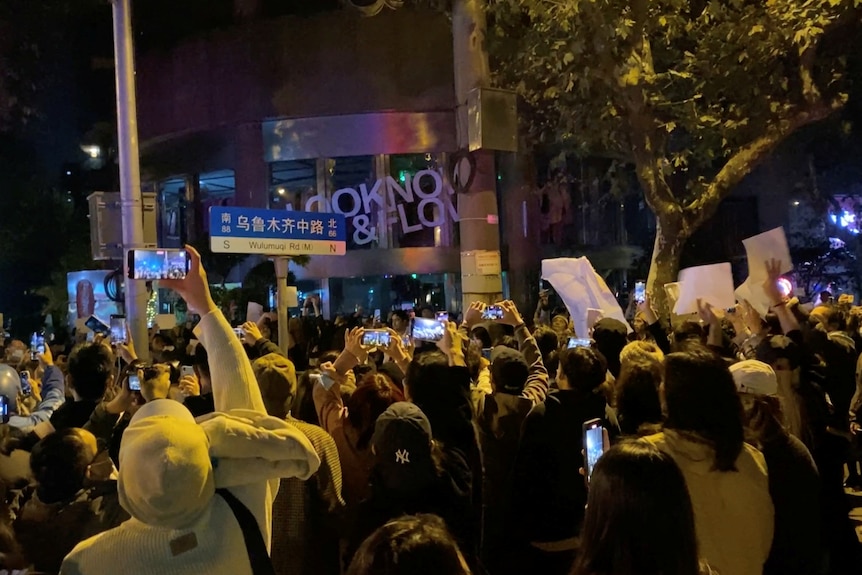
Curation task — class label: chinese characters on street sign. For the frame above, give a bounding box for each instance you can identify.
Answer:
[209,207,347,256]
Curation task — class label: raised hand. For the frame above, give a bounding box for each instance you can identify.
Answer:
[463,301,486,329]
[241,321,263,345]
[496,300,525,327]
[762,259,785,307]
[696,298,719,325]
[160,246,216,316]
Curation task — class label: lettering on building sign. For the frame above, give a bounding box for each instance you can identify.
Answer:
[219,213,339,238]
[303,169,460,245]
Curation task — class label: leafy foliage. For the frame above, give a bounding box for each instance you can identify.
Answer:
[489,0,858,170]
[485,0,861,311]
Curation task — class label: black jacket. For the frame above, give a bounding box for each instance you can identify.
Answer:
[512,388,607,544]
[50,399,99,430]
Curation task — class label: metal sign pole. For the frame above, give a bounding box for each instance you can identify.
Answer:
[111,0,149,359]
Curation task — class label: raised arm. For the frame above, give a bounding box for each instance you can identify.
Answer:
[8,347,66,432]
[501,300,549,405]
[762,259,801,336]
[163,247,265,414]
[639,294,671,355]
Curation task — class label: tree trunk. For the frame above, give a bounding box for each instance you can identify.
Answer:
[647,216,687,323]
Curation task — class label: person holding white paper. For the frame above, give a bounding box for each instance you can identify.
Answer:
[674,263,736,317]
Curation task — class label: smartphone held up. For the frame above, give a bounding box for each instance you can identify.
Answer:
[85,316,111,336]
[583,418,606,486]
[362,330,391,348]
[29,332,46,361]
[128,374,141,391]
[127,249,191,281]
[481,305,504,320]
[110,315,127,344]
[567,337,591,349]
[634,281,646,304]
[411,317,446,342]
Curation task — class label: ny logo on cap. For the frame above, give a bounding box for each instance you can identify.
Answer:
[395,449,410,464]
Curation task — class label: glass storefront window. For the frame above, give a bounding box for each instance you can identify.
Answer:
[327,156,377,250]
[387,154,457,249]
[327,274,453,317]
[269,160,317,212]
[265,154,458,251]
[200,170,236,235]
[158,178,185,248]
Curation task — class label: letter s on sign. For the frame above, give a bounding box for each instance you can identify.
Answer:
[223,240,230,249]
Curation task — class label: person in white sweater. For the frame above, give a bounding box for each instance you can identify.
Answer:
[646,348,774,575]
[60,247,321,575]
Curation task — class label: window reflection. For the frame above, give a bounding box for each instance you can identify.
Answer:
[265,154,456,251]
[327,156,377,250]
[158,178,185,248]
[269,160,317,212]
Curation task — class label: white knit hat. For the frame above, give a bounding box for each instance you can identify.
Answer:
[118,399,215,529]
[729,360,779,397]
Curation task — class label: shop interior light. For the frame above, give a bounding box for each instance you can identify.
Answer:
[81,144,101,158]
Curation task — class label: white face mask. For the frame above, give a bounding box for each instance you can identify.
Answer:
[9,350,23,362]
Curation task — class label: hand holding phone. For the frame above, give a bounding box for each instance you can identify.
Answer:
[178,369,200,397]
[481,305,504,320]
[583,418,607,486]
[411,318,446,342]
[128,374,141,391]
[568,337,591,349]
[361,329,391,348]
[110,315,127,344]
[19,372,32,397]
[30,332,46,361]
[634,281,646,304]
[127,248,191,280]
[85,315,111,336]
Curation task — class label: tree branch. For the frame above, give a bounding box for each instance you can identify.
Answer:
[799,44,821,105]
[684,99,845,227]
[624,0,677,215]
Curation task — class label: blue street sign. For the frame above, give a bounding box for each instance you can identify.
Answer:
[209,206,347,256]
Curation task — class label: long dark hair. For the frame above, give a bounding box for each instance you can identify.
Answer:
[30,428,92,503]
[616,358,663,436]
[347,514,471,575]
[663,348,744,471]
[347,373,405,450]
[741,394,785,449]
[571,441,704,575]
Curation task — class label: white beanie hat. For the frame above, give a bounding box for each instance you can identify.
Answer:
[729,360,779,397]
[118,399,215,529]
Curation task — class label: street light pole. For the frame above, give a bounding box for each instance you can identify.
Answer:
[111,0,149,359]
[453,0,503,310]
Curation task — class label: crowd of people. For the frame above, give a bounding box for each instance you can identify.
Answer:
[0,249,859,574]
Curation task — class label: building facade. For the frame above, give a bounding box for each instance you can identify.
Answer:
[136,5,539,316]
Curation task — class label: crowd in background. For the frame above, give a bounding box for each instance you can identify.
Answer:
[0,250,859,574]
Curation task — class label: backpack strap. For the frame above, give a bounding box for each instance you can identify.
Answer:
[216,488,275,575]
